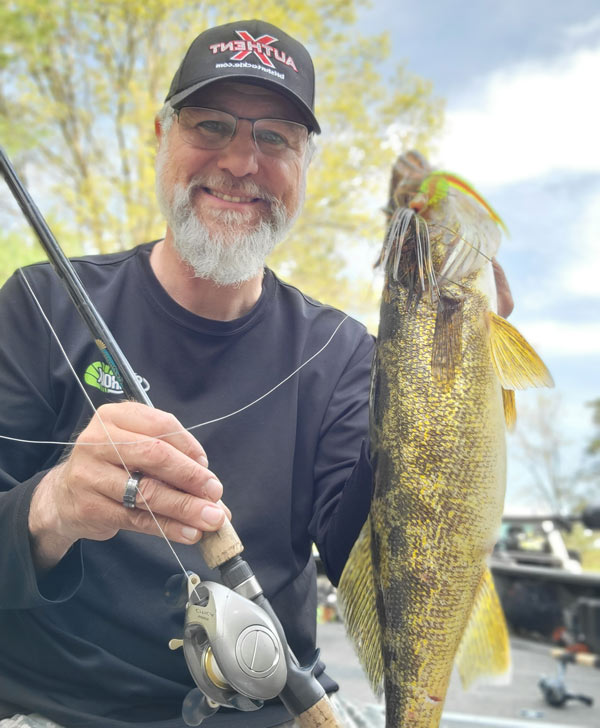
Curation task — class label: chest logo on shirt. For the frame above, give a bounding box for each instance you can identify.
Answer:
[84,361,150,395]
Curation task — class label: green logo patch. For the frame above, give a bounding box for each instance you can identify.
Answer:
[84,362,149,394]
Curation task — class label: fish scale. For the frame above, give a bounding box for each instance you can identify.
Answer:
[338,151,553,728]
[371,279,506,727]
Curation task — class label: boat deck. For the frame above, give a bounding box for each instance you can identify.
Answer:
[318,621,599,727]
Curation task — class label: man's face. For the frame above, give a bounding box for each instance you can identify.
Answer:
[155,81,309,285]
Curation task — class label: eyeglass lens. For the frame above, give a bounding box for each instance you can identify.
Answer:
[177,107,308,157]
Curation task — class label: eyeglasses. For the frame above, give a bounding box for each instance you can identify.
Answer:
[176,107,309,159]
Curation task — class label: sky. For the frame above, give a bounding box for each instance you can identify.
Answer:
[354,0,600,511]
[1,2,597,512]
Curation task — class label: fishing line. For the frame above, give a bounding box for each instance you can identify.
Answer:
[418,216,441,303]
[1,271,349,448]
[18,269,132,467]
[427,220,494,263]
[380,210,493,302]
[10,268,348,598]
[15,269,202,594]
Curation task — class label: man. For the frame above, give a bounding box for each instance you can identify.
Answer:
[0,18,513,728]
[0,19,375,728]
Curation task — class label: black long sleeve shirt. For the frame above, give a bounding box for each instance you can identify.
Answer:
[0,242,374,727]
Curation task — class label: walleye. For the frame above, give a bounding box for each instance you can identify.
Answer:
[338,151,553,727]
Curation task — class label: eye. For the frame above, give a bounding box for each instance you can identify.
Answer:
[196,119,232,137]
[179,108,235,140]
[254,120,308,154]
[255,127,288,148]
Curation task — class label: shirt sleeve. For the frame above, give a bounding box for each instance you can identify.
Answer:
[308,327,375,586]
[0,270,84,608]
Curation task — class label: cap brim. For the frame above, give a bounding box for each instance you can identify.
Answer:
[168,76,321,134]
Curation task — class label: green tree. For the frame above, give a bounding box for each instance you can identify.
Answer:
[512,393,594,515]
[586,398,600,457]
[0,0,443,312]
[581,397,600,483]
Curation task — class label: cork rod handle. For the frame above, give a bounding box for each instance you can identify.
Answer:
[197,517,243,569]
[295,695,343,727]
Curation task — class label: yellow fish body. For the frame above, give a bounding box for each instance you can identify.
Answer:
[338,151,553,727]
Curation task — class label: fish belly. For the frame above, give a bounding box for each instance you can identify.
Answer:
[370,285,506,728]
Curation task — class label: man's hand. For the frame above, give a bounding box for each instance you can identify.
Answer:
[28,402,229,572]
[492,258,514,318]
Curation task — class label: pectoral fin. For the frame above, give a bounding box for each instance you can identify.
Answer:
[432,297,464,387]
[455,567,511,689]
[488,311,554,390]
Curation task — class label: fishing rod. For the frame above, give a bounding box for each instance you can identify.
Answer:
[0,146,340,728]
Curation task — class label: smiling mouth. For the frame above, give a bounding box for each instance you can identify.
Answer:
[204,188,262,204]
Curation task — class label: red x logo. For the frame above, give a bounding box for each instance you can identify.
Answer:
[231,31,278,68]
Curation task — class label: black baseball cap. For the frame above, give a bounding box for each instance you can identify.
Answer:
[166,19,321,134]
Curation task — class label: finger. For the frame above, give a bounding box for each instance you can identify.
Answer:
[84,402,208,465]
[65,447,224,522]
[128,438,218,496]
[133,472,224,514]
[132,476,227,533]
[88,493,223,544]
[60,460,226,543]
[124,505,225,544]
[218,501,232,521]
[128,507,203,544]
[76,423,216,497]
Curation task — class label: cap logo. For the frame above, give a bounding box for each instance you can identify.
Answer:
[209,30,299,73]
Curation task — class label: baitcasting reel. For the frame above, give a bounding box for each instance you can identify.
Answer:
[167,572,288,725]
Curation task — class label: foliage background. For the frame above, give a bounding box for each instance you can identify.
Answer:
[2,1,598,524]
[0,0,443,322]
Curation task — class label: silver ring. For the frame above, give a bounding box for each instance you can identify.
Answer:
[123,471,142,509]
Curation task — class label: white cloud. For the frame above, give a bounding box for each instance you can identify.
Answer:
[563,13,600,42]
[438,47,600,186]
[562,188,600,298]
[517,320,600,356]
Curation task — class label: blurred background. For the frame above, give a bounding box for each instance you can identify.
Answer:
[1,0,598,526]
[2,1,599,724]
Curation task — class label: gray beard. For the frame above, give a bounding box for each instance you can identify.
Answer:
[155,146,302,286]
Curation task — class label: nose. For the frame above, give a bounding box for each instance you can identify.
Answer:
[216,121,259,177]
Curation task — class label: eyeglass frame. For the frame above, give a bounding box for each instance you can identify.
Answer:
[174,105,310,158]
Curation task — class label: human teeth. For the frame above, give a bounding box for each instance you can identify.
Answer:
[210,189,255,203]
